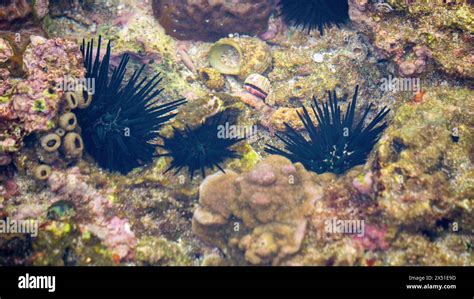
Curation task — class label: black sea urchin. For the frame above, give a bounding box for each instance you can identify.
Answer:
[77,37,186,174]
[266,86,390,174]
[159,112,244,179]
[279,0,349,34]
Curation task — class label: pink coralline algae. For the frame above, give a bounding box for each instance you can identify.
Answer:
[352,171,373,196]
[48,167,137,260]
[0,0,49,30]
[0,38,13,62]
[353,225,389,251]
[0,178,19,200]
[259,17,289,44]
[0,153,12,166]
[348,1,432,77]
[0,35,84,158]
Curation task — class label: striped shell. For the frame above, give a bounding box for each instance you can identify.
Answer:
[244,74,271,100]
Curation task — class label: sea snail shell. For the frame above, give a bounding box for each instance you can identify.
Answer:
[244,73,271,101]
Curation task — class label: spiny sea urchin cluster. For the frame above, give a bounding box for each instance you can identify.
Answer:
[159,112,244,179]
[266,86,389,174]
[279,0,349,34]
[76,37,186,174]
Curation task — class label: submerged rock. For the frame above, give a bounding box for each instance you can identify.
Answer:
[0,35,84,160]
[193,155,322,265]
[0,0,471,268]
[0,0,49,30]
[152,0,274,42]
[373,87,474,228]
[349,0,474,79]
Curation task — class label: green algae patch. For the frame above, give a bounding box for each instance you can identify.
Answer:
[374,87,474,228]
[135,236,193,266]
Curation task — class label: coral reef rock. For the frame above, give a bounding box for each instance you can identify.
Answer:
[152,0,274,42]
[47,167,137,260]
[373,87,474,229]
[192,155,322,265]
[208,37,272,80]
[266,29,372,109]
[0,35,84,162]
[349,0,474,79]
[0,0,49,30]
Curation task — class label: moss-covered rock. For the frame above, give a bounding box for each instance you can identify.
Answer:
[135,236,193,266]
[374,87,474,228]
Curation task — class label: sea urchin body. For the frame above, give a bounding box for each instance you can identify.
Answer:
[159,112,244,179]
[266,86,389,174]
[76,37,186,174]
[279,0,349,34]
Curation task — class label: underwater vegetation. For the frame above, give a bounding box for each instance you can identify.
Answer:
[76,37,186,174]
[159,112,244,179]
[266,86,390,174]
[279,0,350,34]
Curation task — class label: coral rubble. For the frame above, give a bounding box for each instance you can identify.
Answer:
[373,87,474,228]
[349,0,474,79]
[0,0,49,30]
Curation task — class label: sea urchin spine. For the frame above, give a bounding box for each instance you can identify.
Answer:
[159,112,244,179]
[279,0,349,34]
[266,86,390,174]
[76,36,186,174]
